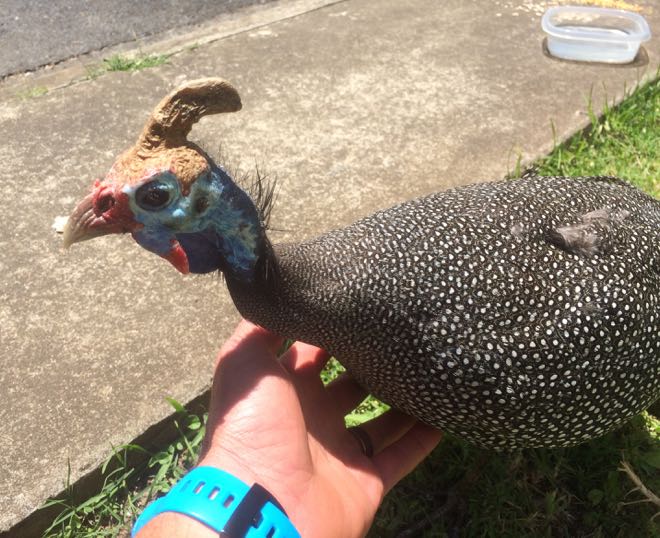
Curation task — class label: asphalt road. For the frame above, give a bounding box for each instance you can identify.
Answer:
[0,0,277,78]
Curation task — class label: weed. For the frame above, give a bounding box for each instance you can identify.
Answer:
[43,400,204,538]
[537,75,659,196]
[321,358,389,426]
[80,53,170,83]
[17,86,48,99]
[103,53,170,73]
[84,64,107,81]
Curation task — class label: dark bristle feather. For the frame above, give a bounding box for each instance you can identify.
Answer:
[244,165,277,231]
[210,144,277,230]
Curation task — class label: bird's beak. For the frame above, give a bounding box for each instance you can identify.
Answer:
[63,183,140,248]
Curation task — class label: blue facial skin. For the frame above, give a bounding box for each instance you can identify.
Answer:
[175,229,225,274]
[127,164,262,281]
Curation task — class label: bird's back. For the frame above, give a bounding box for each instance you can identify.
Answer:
[229,175,660,448]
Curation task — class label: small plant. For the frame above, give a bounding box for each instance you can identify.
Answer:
[43,399,205,538]
[84,64,107,81]
[81,53,170,82]
[537,74,659,197]
[321,357,389,425]
[103,53,170,73]
[17,86,48,99]
[505,147,524,179]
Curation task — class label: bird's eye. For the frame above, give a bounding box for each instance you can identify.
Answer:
[136,181,171,211]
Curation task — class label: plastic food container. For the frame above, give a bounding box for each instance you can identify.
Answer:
[541,6,651,64]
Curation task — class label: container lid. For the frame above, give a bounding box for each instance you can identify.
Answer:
[542,5,651,43]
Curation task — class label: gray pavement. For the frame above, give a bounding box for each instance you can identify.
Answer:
[1,0,658,534]
[0,0,277,78]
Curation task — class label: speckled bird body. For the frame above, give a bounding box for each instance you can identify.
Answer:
[64,79,660,449]
[228,174,660,449]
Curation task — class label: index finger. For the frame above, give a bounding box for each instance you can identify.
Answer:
[215,319,284,370]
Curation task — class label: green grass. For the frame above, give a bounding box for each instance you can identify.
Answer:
[537,77,659,197]
[16,85,48,99]
[371,414,659,537]
[44,75,660,537]
[43,400,204,537]
[321,358,390,426]
[102,53,170,73]
[79,54,170,82]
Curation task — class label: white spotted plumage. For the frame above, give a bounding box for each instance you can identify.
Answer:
[228,175,660,449]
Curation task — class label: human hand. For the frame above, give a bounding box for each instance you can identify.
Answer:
[138,320,443,537]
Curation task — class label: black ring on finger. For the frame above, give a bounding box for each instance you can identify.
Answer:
[348,425,374,458]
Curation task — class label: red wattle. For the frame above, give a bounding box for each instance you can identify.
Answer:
[163,241,190,274]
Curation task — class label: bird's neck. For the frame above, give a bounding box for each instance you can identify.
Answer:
[225,243,285,329]
[225,243,338,347]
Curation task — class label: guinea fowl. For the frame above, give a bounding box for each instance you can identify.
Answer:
[63,78,660,450]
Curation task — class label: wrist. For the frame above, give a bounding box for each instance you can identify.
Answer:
[132,465,300,538]
[197,448,303,523]
[135,511,217,538]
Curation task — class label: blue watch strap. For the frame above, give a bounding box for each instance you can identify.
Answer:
[131,466,300,537]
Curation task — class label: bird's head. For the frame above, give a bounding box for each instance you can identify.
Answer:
[63,78,265,280]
